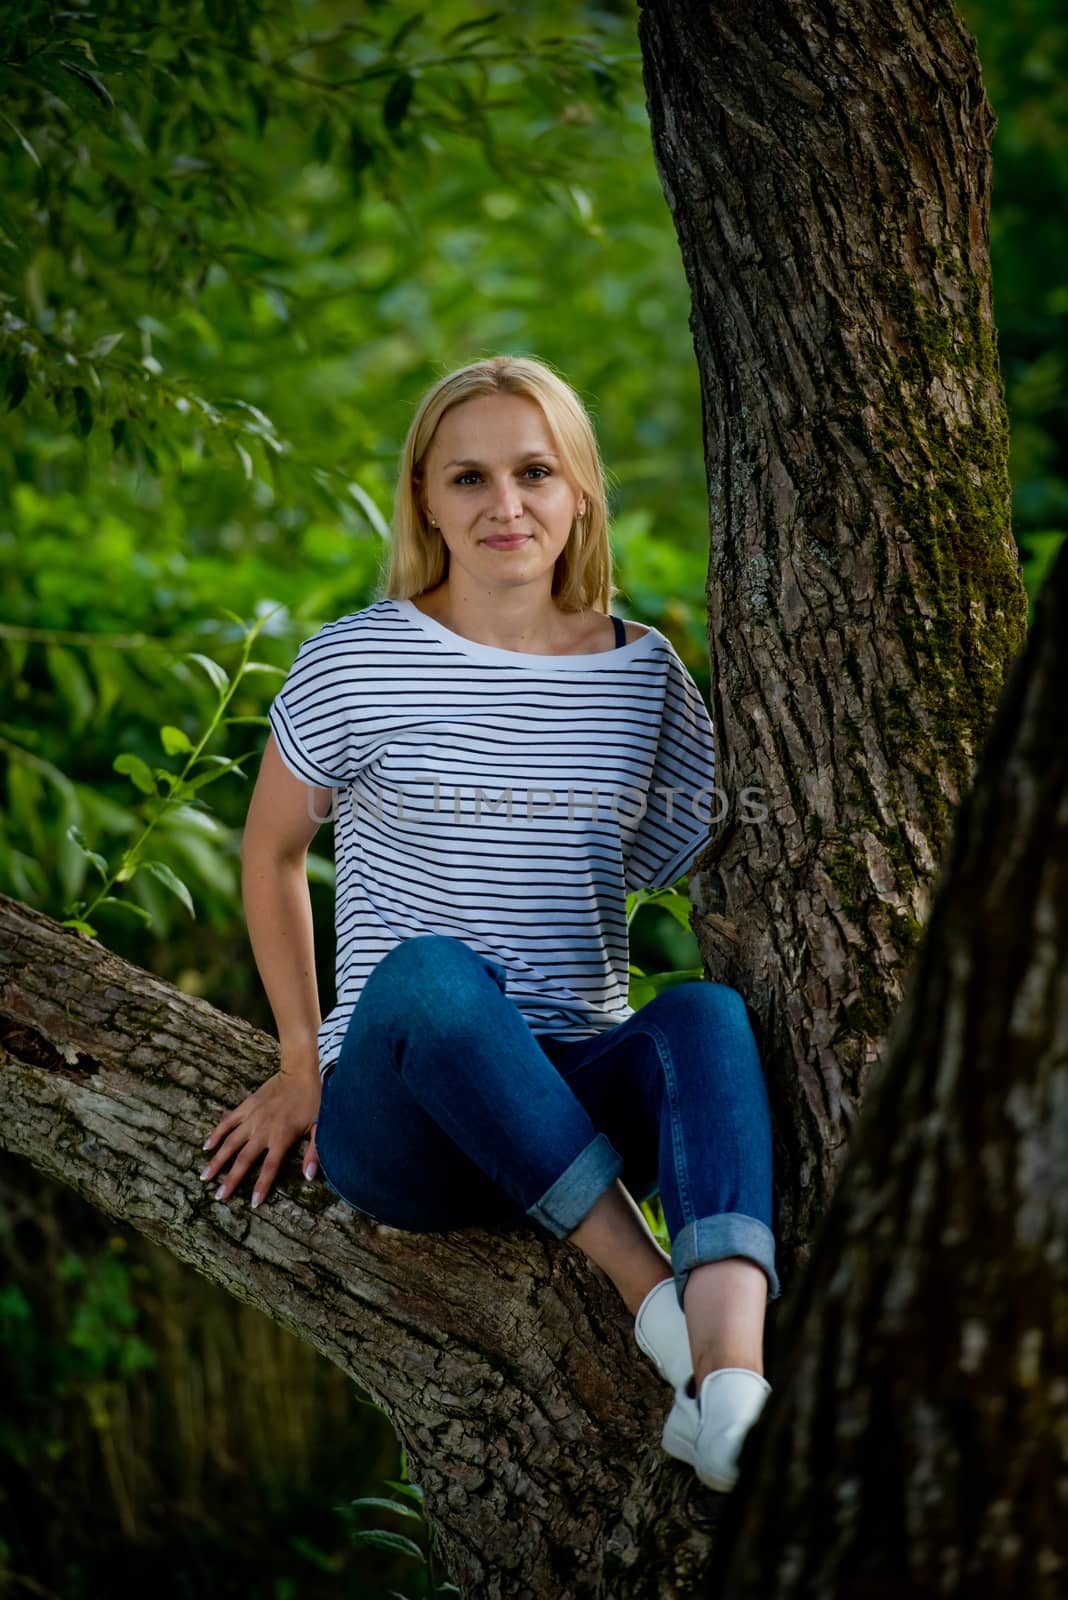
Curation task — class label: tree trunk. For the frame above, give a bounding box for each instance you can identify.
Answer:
[636,0,1029,1295]
[711,525,1068,1598]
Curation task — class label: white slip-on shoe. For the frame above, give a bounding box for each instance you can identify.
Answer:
[661,1367,772,1492]
[633,1277,693,1390]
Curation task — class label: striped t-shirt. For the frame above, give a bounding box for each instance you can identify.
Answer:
[267,596,716,1080]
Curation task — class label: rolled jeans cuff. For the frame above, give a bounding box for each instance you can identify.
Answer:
[526,1132,624,1239]
[671,1213,781,1308]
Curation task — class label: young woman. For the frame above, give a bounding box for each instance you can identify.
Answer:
[201,355,780,1493]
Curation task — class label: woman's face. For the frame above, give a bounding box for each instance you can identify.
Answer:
[420,392,586,593]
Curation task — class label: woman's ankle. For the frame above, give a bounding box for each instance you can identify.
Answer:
[691,1353,765,1391]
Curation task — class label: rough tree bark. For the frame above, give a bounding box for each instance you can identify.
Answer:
[0,907,737,1599]
[637,0,1029,1297]
[711,530,1068,1598]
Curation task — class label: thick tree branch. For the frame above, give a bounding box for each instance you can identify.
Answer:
[0,899,731,1598]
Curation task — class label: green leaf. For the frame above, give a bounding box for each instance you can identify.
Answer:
[45,645,96,730]
[383,73,415,135]
[1019,529,1067,601]
[387,13,425,52]
[348,1529,424,1560]
[184,756,251,790]
[142,860,195,919]
[380,1478,424,1502]
[629,972,657,1008]
[58,59,116,112]
[635,967,704,1002]
[157,777,199,806]
[95,897,154,925]
[646,887,696,931]
[160,725,194,755]
[345,1496,423,1521]
[346,479,390,537]
[66,824,109,881]
[227,397,275,432]
[113,752,158,794]
[238,661,285,677]
[348,123,376,178]
[0,112,41,167]
[215,607,249,628]
[180,652,230,694]
[60,918,98,938]
[442,12,503,40]
[87,332,125,360]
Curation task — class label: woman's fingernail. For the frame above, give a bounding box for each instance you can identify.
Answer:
[214,1184,226,1200]
[203,1138,213,1150]
[199,1166,212,1181]
[251,1192,261,1208]
[304,1164,317,1181]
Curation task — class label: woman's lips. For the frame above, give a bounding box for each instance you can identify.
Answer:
[482,535,531,549]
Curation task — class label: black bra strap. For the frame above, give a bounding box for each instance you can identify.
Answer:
[610,614,627,649]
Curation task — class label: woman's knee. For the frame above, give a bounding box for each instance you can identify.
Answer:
[648,982,766,1095]
[368,933,481,990]
[651,978,750,1031]
[366,934,501,1028]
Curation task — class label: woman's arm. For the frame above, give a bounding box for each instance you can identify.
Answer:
[239,732,332,1083]
[198,734,334,1207]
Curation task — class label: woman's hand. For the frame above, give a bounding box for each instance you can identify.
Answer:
[199,1066,322,1209]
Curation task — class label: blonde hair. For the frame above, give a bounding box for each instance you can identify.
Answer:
[376,354,620,613]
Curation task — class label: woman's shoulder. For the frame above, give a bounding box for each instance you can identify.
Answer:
[568,610,652,653]
[619,618,652,646]
[293,597,399,651]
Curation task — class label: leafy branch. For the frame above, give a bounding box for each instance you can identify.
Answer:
[62,605,285,939]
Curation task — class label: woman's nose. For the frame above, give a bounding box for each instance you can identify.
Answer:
[490,483,525,516]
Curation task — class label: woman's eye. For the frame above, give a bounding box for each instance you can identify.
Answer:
[453,467,549,486]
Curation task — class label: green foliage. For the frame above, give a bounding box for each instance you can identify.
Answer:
[0,0,714,968]
[0,0,686,537]
[62,604,282,937]
[331,1449,461,1599]
[627,882,704,1011]
[0,1238,156,1470]
[958,0,1068,603]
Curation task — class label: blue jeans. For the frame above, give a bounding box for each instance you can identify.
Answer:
[313,935,780,1311]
